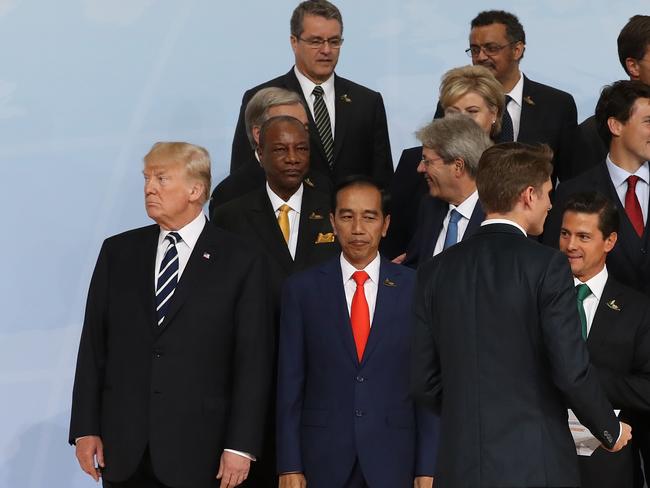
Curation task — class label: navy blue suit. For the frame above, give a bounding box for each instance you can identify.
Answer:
[277,256,439,487]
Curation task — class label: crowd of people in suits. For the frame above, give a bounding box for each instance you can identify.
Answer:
[68,1,650,487]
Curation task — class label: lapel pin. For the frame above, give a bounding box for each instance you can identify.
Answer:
[383,278,397,287]
[606,299,621,311]
[203,252,211,260]
[340,94,352,103]
[523,95,535,106]
[303,177,315,188]
[309,211,324,220]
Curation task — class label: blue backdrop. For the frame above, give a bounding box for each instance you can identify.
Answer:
[0,1,645,486]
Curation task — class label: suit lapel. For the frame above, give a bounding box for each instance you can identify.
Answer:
[588,279,622,347]
[332,75,348,164]
[517,76,537,143]
[463,200,485,241]
[294,186,327,269]
[140,226,160,329]
[423,199,449,258]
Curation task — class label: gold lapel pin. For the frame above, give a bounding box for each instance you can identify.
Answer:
[383,278,397,287]
[303,177,315,188]
[308,211,324,220]
[340,94,352,103]
[606,299,621,312]
[523,95,535,106]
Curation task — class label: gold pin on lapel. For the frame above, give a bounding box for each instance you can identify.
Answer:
[304,177,315,188]
[524,95,535,106]
[340,94,352,103]
[606,299,621,311]
[383,278,397,287]
[309,211,324,220]
[315,232,335,244]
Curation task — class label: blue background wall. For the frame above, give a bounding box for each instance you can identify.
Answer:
[0,1,646,485]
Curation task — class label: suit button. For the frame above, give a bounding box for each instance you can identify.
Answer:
[153,389,162,395]
[153,350,162,358]
[355,375,365,382]
[355,409,364,417]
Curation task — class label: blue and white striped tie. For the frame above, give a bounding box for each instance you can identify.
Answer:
[155,232,181,326]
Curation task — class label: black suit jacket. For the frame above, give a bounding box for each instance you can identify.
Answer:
[69,221,272,487]
[230,68,394,188]
[570,115,607,178]
[578,277,650,488]
[403,194,484,268]
[412,223,620,488]
[434,75,577,183]
[544,161,650,296]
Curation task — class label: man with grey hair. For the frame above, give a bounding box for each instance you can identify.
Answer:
[70,142,273,488]
[209,87,330,215]
[229,0,393,188]
[402,114,492,268]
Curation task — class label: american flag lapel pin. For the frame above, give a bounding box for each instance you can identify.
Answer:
[203,252,211,260]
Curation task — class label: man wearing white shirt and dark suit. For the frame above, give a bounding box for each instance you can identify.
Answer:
[277,176,439,488]
[229,0,393,188]
[402,115,492,268]
[70,142,272,487]
[558,191,650,488]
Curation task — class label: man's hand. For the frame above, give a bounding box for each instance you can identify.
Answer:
[414,475,434,488]
[216,451,251,488]
[75,435,104,482]
[392,253,407,264]
[605,422,632,452]
[279,472,307,488]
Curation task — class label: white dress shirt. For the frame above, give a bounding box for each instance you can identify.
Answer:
[433,190,480,256]
[606,155,649,224]
[505,72,524,142]
[266,183,303,259]
[294,65,336,135]
[340,252,380,326]
[573,266,608,338]
[481,218,528,236]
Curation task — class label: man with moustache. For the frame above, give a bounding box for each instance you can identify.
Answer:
[230,0,393,188]
[558,192,650,488]
[277,176,438,488]
[412,143,631,488]
[70,142,272,487]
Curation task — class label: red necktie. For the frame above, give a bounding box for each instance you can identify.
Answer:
[625,175,644,237]
[351,271,370,361]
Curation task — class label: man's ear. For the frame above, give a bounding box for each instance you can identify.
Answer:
[329,212,337,235]
[607,116,624,138]
[604,231,618,253]
[626,57,641,80]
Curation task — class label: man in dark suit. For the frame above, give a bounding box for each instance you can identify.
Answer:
[412,143,631,488]
[230,0,393,188]
[277,176,438,488]
[571,15,650,177]
[557,192,650,488]
[401,115,492,268]
[212,116,339,487]
[70,142,273,488]
[209,87,330,215]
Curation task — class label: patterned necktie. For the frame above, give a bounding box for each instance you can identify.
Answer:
[576,283,592,340]
[624,175,644,237]
[155,232,181,326]
[312,85,334,169]
[351,270,371,362]
[498,95,514,143]
[277,204,291,243]
[443,209,463,250]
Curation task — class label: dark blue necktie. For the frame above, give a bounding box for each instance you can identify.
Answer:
[443,209,463,250]
[498,95,514,143]
[155,232,181,326]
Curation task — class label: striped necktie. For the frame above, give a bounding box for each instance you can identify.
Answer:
[155,232,181,326]
[312,85,334,168]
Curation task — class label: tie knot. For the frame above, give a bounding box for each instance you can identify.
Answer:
[505,94,513,104]
[166,232,182,245]
[627,175,641,189]
[312,85,324,97]
[448,209,462,224]
[279,203,291,215]
[352,270,369,286]
[576,283,592,302]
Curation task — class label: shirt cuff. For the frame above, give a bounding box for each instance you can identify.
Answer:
[224,449,256,462]
[615,421,623,445]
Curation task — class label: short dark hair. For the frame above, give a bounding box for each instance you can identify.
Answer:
[290,0,343,38]
[258,115,308,148]
[477,142,553,214]
[331,175,390,216]
[562,192,619,238]
[594,80,650,147]
[471,10,526,46]
[617,15,650,76]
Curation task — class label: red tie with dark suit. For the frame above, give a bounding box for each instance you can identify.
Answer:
[625,175,644,237]
[351,271,370,362]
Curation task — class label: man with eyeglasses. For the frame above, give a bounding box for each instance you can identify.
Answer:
[229,0,393,189]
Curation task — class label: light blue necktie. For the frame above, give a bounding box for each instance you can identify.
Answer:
[443,209,463,250]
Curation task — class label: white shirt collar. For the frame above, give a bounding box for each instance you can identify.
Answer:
[605,154,649,188]
[294,65,335,101]
[573,265,608,302]
[158,211,205,249]
[481,218,527,236]
[506,72,524,107]
[340,252,381,284]
[450,190,479,220]
[266,182,304,214]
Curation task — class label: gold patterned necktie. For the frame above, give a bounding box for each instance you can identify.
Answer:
[277,204,291,243]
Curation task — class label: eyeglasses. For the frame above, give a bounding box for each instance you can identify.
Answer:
[465,41,517,57]
[297,36,344,49]
[420,156,445,167]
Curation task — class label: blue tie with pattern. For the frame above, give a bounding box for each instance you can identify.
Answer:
[155,232,181,326]
[443,209,463,250]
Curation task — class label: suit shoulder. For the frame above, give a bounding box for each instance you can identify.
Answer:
[336,75,381,98]
[608,277,650,309]
[242,71,294,100]
[382,259,415,280]
[207,223,265,260]
[525,77,575,103]
[556,164,605,197]
[104,224,158,246]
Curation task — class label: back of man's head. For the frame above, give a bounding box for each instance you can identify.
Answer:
[244,88,305,149]
[594,80,650,147]
[476,142,553,214]
[617,15,650,81]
